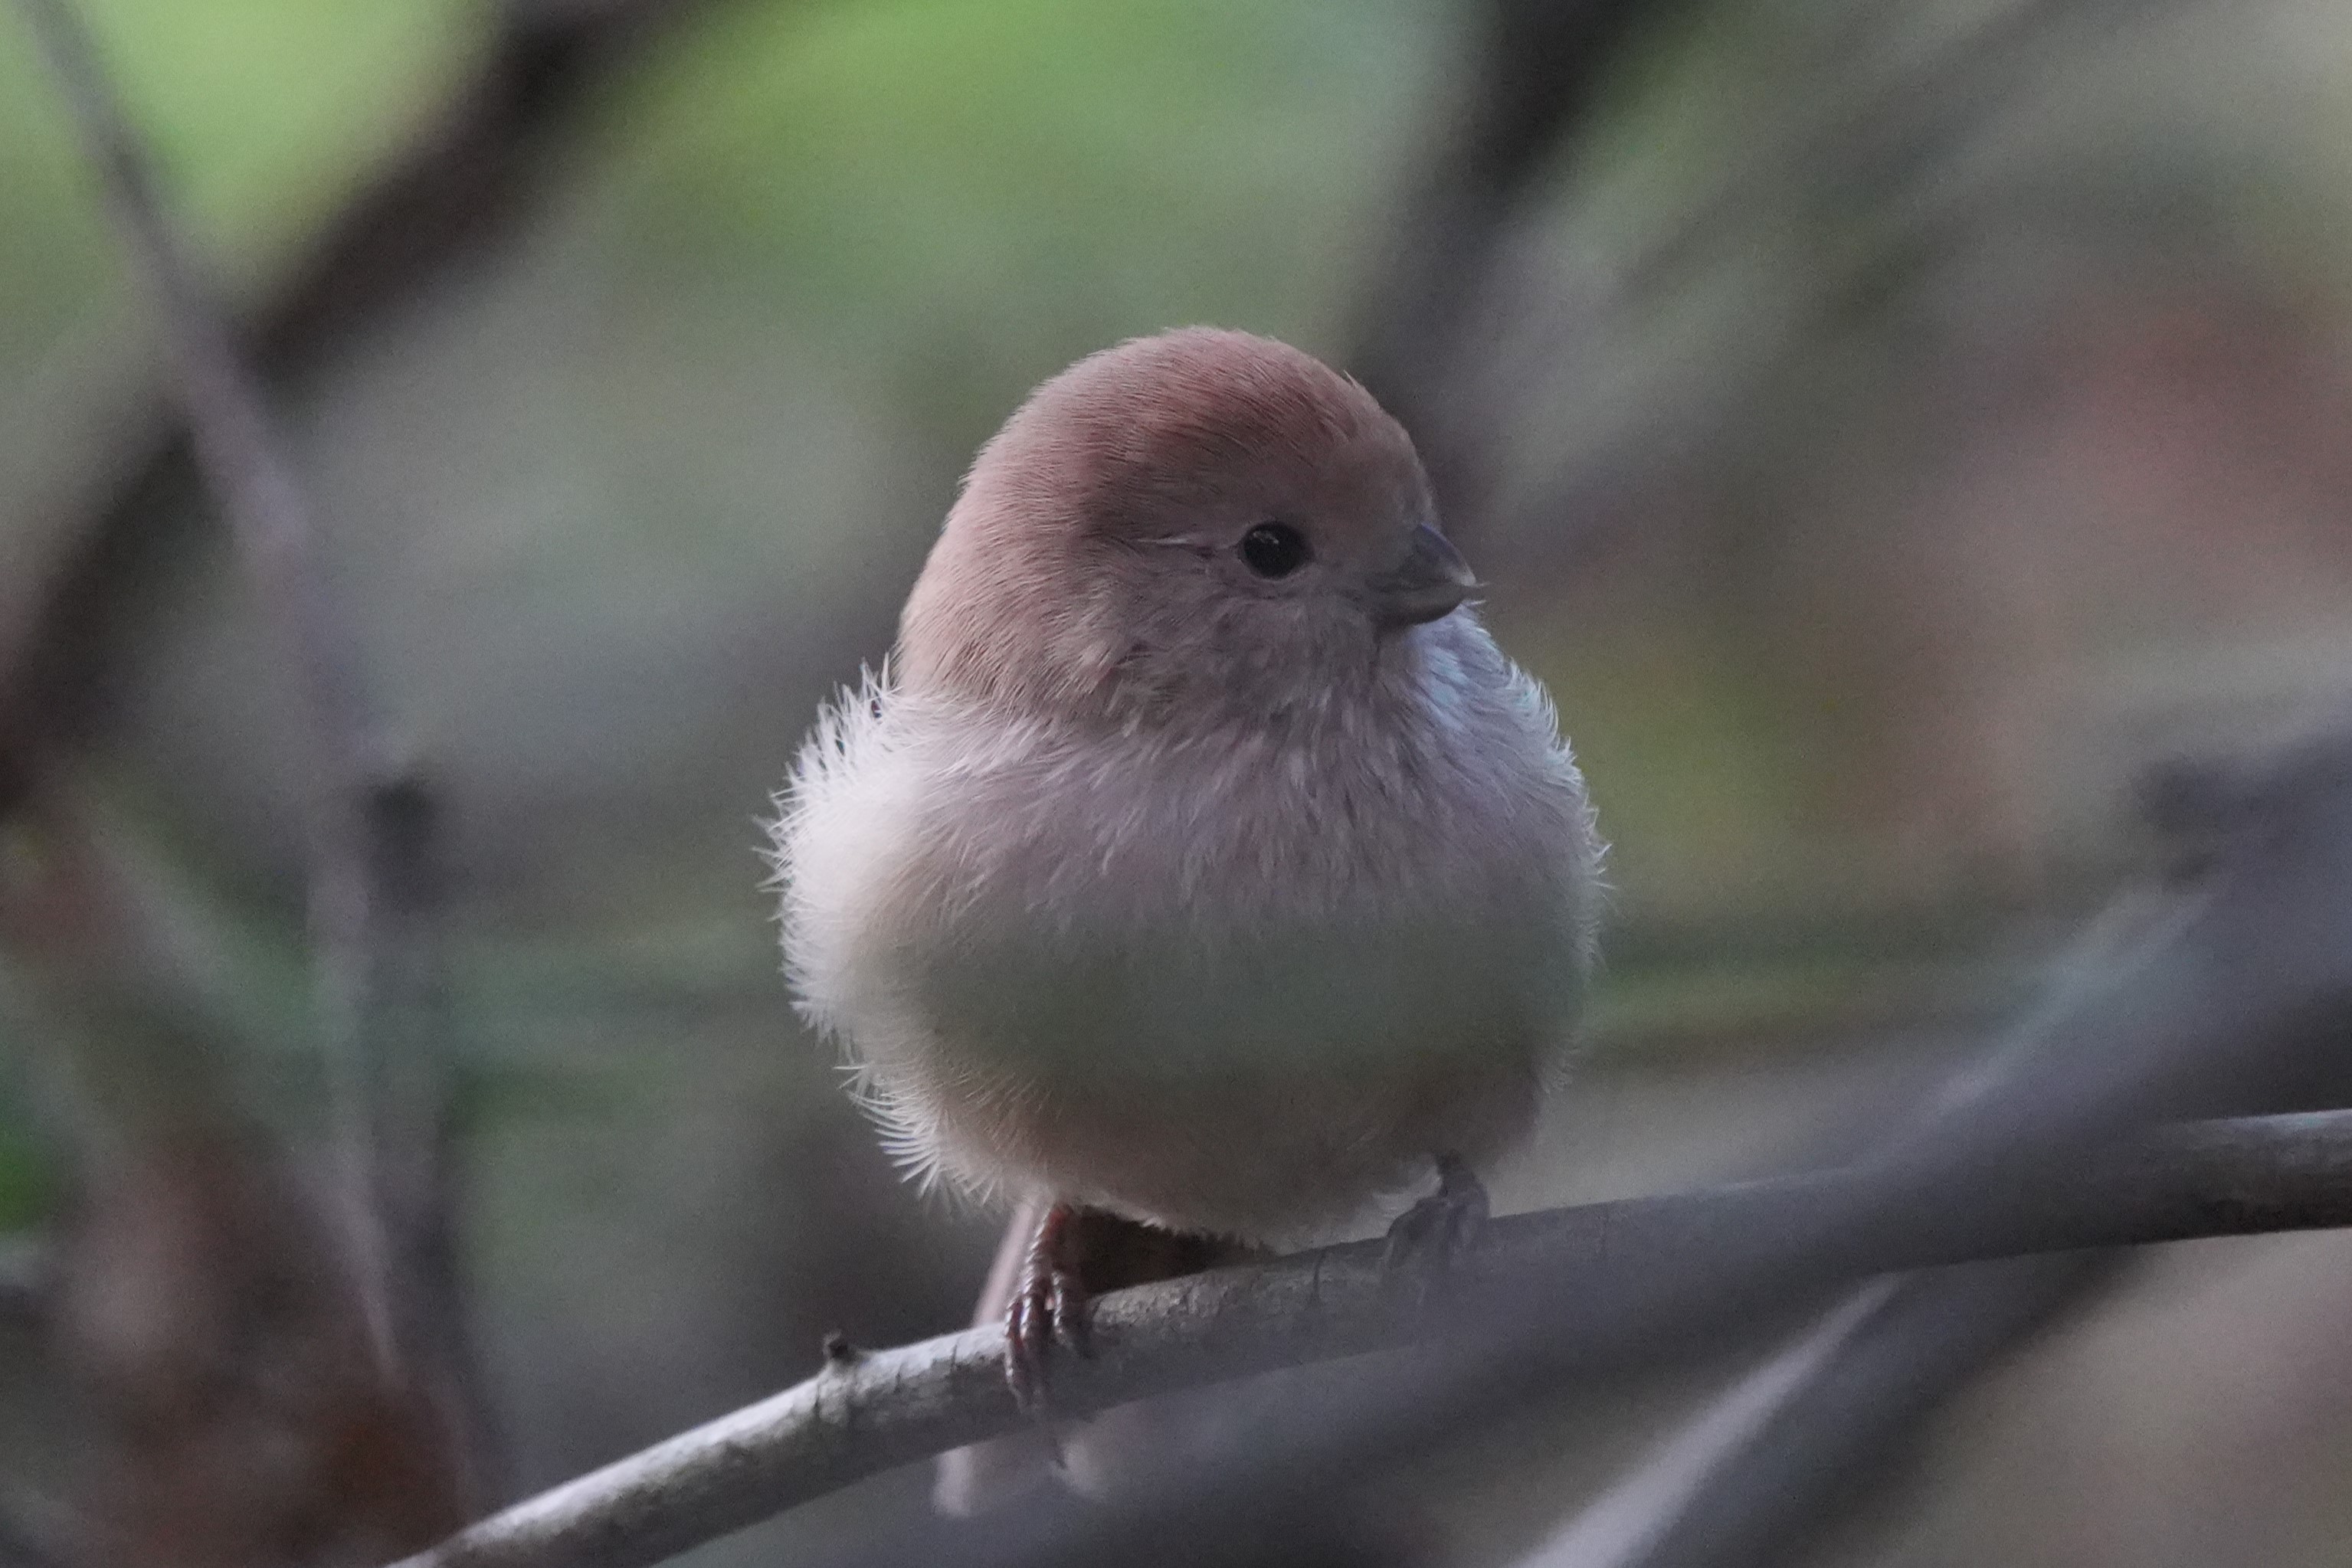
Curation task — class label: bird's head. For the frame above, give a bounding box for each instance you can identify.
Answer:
[899,328,1477,728]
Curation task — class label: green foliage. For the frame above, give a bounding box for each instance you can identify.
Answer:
[601,0,1447,387]
[0,0,481,358]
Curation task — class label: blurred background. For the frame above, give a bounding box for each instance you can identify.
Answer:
[3,0,2352,1563]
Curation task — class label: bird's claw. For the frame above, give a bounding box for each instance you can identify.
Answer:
[1383,1153,1489,1287]
[1005,1203,1094,1412]
[1002,1203,1241,1409]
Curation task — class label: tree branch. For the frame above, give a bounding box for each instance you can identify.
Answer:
[0,786,477,1561]
[1519,885,2262,1568]
[1521,1254,2118,1568]
[395,1109,2352,1568]
[0,0,715,1518]
[1495,0,2219,565]
[15,0,388,925]
[13,0,487,1504]
[0,0,707,805]
[1347,0,1668,548]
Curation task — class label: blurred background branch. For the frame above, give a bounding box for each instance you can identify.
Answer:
[19,0,411,1339]
[0,783,467,1564]
[1348,0,1667,545]
[14,0,496,1533]
[1522,1255,2116,1568]
[1528,807,2352,1568]
[0,0,712,807]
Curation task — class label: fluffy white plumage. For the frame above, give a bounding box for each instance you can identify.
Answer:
[770,611,1597,1242]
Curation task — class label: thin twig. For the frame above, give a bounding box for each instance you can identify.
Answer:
[1522,1278,1906,1566]
[1348,0,1666,546]
[11,0,483,1496]
[0,786,474,1557]
[1495,0,2217,565]
[0,0,708,806]
[1523,863,2286,1568]
[1522,1255,2117,1568]
[393,1108,2352,1568]
[18,0,386,1311]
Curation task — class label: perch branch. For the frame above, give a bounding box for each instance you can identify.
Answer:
[396,1109,2352,1568]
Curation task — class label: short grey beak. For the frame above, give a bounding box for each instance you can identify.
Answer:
[1371,523,1480,629]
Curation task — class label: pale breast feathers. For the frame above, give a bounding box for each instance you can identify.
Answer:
[768,617,1599,1228]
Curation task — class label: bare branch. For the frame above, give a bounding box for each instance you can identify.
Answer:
[11,0,486,1502]
[394,1109,2352,1568]
[1522,1278,1907,1566]
[0,0,706,804]
[1528,744,2352,1568]
[1495,0,2222,564]
[14,0,385,810]
[1523,1255,2118,1568]
[1518,892,2214,1568]
[1347,0,1666,546]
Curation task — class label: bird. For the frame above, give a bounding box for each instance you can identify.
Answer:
[768,326,1600,1509]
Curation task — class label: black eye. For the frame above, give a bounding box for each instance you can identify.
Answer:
[1239,522,1311,578]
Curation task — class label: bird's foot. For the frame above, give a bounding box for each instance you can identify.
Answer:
[1004,1204,1243,1413]
[1383,1153,1489,1285]
[1007,1202,1093,1413]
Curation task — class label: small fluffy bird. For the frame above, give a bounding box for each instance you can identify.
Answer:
[771,327,1600,1504]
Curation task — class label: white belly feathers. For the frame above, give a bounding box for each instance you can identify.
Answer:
[772,622,1598,1239]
